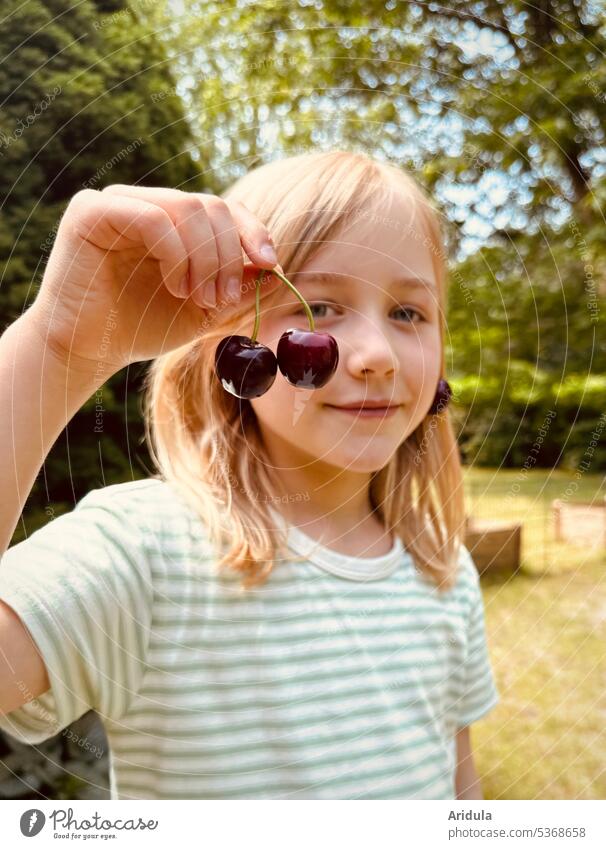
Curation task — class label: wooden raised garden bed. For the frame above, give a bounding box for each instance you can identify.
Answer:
[464,516,522,576]
[552,498,606,548]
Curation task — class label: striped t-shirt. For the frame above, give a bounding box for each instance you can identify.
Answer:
[0,477,499,799]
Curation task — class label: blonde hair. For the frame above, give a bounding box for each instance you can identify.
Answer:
[143,149,465,593]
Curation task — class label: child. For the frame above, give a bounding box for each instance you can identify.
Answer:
[0,149,499,800]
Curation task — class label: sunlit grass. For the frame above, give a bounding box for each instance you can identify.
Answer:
[463,467,606,799]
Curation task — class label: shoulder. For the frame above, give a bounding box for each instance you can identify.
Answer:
[73,476,215,565]
[449,541,482,608]
[75,477,200,534]
[75,476,174,515]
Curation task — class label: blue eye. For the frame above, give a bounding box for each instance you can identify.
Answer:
[294,302,336,319]
[394,306,425,323]
[293,303,426,322]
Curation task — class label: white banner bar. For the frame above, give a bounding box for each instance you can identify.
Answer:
[0,800,604,848]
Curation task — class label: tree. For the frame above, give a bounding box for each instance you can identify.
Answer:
[0,0,204,522]
[143,0,606,239]
[143,0,605,469]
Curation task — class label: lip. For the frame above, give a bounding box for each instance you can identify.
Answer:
[326,403,402,418]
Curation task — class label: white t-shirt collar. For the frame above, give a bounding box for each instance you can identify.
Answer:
[268,506,404,581]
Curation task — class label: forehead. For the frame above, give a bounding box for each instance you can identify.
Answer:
[294,194,437,290]
[288,269,438,299]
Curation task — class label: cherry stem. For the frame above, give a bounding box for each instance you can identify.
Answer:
[249,266,316,344]
[268,267,315,332]
[250,270,264,343]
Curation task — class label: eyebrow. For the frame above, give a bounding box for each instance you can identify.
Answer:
[289,270,437,294]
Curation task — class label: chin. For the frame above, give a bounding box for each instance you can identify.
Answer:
[322,446,399,475]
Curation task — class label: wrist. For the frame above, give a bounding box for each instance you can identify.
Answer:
[15,307,120,391]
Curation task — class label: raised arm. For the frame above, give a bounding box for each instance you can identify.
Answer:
[0,314,107,713]
[1,187,280,554]
[0,186,280,714]
[0,313,104,555]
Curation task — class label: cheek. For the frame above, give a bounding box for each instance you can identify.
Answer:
[249,374,300,429]
[246,318,314,431]
[248,381,284,423]
[410,344,441,381]
[394,327,441,373]
[250,372,323,439]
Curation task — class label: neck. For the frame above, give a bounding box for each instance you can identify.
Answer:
[261,439,379,535]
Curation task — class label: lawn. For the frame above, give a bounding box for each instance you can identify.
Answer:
[463,467,606,800]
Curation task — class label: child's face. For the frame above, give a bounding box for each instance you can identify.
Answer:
[249,192,443,475]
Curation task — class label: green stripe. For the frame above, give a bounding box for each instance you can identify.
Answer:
[151,575,456,597]
[151,603,465,628]
[141,649,463,692]
[111,732,439,780]
[124,676,459,718]
[153,577,460,594]
[138,659,458,697]
[151,597,470,617]
[457,695,499,725]
[111,717,439,761]
[146,632,462,657]
[109,693,449,740]
[151,606,461,624]
[144,640,462,670]
[114,746,450,799]
[352,773,452,800]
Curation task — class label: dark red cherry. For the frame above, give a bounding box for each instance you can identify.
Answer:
[215,335,277,399]
[428,378,452,414]
[276,329,339,389]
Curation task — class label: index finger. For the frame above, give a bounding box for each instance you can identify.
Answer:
[226,199,283,273]
[239,262,285,303]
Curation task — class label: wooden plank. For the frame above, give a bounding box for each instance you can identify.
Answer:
[551,499,606,547]
[465,518,522,575]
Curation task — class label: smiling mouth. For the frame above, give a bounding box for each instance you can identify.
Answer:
[325,404,401,418]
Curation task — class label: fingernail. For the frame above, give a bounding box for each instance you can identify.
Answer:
[226,276,241,302]
[178,274,189,297]
[202,280,216,307]
[260,243,278,265]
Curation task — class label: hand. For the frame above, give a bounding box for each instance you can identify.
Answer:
[26,185,283,376]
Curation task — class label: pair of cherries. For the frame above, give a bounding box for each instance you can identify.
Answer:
[214,268,339,399]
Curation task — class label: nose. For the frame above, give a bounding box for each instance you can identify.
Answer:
[343,318,399,378]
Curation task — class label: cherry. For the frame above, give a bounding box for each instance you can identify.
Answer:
[277,329,339,388]
[428,378,452,414]
[214,266,339,398]
[214,271,277,399]
[268,267,339,389]
[215,335,277,399]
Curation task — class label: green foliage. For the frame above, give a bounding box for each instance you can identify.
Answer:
[452,368,606,469]
[0,0,203,535]
[447,208,606,468]
[2,0,605,552]
[145,1,606,228]
[2,0,606,801]
[143,0,606,470]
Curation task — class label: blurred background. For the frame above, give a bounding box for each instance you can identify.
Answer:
[1,0,605,800]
